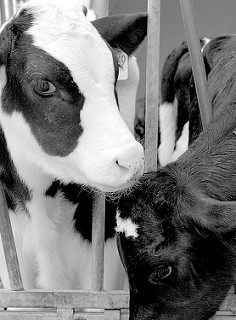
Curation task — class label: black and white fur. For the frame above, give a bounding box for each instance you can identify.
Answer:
[158,37,210,165]
[0,0,147,289]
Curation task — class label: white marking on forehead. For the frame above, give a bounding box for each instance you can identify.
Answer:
[115,210,139,239]
[23,0,94,37]
[23,0,115,95]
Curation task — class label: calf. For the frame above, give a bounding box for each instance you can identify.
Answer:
[117,34,236,320]
[0,0,147,289]
[158,37,210,165]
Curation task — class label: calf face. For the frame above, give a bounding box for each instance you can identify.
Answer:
[0,0,147,192]
[117,169,236,320]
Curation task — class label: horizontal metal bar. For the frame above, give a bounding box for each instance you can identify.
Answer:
[0,290,234,312]
[0,290,129,309]
[0,312,56,320]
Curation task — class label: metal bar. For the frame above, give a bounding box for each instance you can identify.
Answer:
[57,309,73,320]
[0,290,129,309]
[91,0,109,292]
[1,0,14,23]
[179,0,212,129]
[91,192,105,291]
[0,183,23,290]
[0,313,56,320]
[93,0,108,19]
[145,0,160,172]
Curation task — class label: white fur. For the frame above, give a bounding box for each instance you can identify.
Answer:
[116,211,139,239]
[172,121,189,162]
[0,194,127,290]
[201,37,211,52]
[158,102,177,166]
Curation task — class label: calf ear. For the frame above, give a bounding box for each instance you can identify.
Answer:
[203,35,232,69]
[91,13,148,55]
[0,22,17,66]
[191,196,236,233]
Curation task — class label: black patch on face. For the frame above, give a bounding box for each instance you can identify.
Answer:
[45,181,117,242]
[0,126,31,211]
[1,9,85,157]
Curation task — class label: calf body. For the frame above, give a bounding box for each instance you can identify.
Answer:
[158,37,210,165]
[117,34,236,320]
[0,0,147,289]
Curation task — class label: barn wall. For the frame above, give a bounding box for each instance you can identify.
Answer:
[109,0,236,106]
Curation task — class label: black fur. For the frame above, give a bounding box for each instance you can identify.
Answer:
[45,181,117,242]
[117,34,236,320]
[0,126,30,211]
[92,13,148,56]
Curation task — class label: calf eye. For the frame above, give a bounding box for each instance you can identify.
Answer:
[149,265,172,284]
[33,79,56,96]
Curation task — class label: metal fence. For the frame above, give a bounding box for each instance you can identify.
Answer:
[0,0,235,319]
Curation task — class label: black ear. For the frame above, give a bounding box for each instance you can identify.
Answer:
[91,13,148,55]
[203,35,232,69]
[0,23,13,66]
[189,195,236,233]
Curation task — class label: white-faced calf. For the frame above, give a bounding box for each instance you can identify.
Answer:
[0,0,147,289]
[117,34,236,320]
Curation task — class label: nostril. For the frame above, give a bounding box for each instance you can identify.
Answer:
[116,159,131,170]
[115,143,144,174]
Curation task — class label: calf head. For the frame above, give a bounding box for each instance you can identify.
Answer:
[117,168,236,320]
[0,0,147,192]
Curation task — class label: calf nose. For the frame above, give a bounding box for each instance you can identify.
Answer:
[115,143,144,180]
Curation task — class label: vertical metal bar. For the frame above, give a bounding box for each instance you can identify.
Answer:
[13,0,18,14]
[0,183,23,290]
[0,0,18,26]
[1,0,14,23]
[179,0,212,129]
[91,192,105,291]
[145,0,160,173]
[93,0,108,19]
[91,0,108,292]
[0,0,23,292]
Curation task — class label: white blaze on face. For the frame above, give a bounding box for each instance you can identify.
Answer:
[116,210,139,239]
